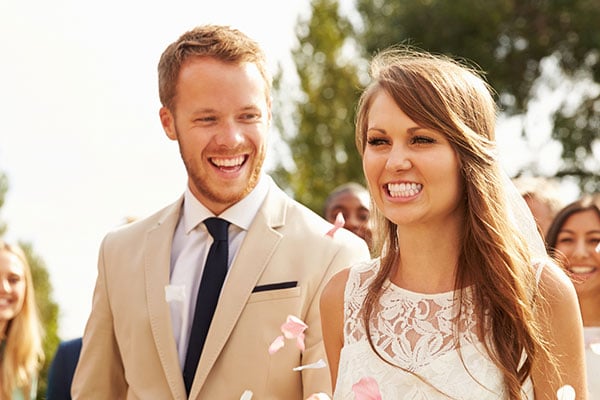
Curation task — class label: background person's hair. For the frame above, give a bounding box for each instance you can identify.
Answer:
[322,182,369,217]
[354,46,559,398]
[0,240,44,399]
[157,24,272,110]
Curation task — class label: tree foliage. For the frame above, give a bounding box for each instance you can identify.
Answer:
[0,171,59,397]
[272,0,366,213]
[355,0,600,191]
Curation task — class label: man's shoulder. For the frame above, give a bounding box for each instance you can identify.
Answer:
[105,196,182,237]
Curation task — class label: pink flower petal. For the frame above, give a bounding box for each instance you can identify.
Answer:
[281,315,308,339]
[295,332,306,352]
[268,335,285,355]
[305,393,331,400]
[352,377,382,400]
[326,212,345,237]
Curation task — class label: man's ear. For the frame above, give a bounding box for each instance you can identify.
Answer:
[159,107,177,140]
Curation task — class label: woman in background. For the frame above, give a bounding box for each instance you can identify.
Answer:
[320,47,587,399]
[0,240,44,399]
[546,193,600,399]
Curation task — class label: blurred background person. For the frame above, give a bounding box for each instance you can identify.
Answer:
[0,240,44,400]
[323,182,372,250]
[546,193,600,399]
[513,176,564,239]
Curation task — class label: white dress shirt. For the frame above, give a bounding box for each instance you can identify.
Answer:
[168,174,270,368]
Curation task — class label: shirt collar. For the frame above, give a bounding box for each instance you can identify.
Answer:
[182,174,270,234]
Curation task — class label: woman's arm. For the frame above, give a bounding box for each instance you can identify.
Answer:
[319,268,350,390]
[532,262,588,400]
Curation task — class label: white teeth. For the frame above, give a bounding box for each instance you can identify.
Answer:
[568,266,597,274]
[212,156,244,168]
[387,182,423,198]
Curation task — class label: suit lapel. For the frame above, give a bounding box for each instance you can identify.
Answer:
[190,183,287,397]
[145,198,188,400]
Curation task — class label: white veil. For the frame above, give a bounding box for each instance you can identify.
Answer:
[501,169,549,266]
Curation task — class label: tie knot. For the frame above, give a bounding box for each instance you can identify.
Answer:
[204,218,230,241]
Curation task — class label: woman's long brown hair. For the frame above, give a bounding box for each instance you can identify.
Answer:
[355,47,559,399]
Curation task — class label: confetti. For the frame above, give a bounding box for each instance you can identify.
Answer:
[326,212,345,237]
[293,358,327,371]
[556,385,575,400]
[269,315,309,354]
[305,393,331,400]
[352,377,382,400]
[268,335,285,355]
[240,390,253,400]
[164,285,185,302]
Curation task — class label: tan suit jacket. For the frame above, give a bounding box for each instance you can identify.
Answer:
[72,180,370,399]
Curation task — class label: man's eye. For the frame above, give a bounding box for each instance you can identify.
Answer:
[241,113,261,121]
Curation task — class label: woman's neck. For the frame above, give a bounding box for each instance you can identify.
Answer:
[393,222,462,293]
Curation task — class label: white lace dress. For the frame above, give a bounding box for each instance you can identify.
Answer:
[583,327,600,398]
[333,259,534,400]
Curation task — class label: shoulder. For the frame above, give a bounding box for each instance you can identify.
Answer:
[322,268,351,301]
[534,259,582,330]
[320,268,350,318]
[321,259,377,306]
[102,196,183,244]
[535,259,577,302]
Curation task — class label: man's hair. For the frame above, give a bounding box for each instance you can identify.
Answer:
[157,25,272,110]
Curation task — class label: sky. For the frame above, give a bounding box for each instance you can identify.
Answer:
[0,0,581,340]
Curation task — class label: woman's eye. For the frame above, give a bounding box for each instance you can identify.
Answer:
[557,235,573,244]
[366,137,388,146]
[411,135,435,145]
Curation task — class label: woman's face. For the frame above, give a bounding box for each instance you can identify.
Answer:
[555,209,600,298]
[362,90,463,229]
[0,250,27,326]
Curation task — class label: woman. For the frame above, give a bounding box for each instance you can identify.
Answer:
[546,194,600,398]
[320,47,587,399]
[0,240,44,399]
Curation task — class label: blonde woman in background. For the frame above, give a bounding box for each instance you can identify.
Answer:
[0,240,44,399]
[320,47,587,399]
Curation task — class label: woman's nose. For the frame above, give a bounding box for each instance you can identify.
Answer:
[386,145,412,172]
[572,239,590,259]
[0,279,10,293]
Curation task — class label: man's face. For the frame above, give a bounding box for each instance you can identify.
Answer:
[160,57,271,215]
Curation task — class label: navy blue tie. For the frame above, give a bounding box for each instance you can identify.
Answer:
[183,217,230,395]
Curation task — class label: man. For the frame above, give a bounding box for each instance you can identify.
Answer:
[71,25,370,400]
[323,182,372,250]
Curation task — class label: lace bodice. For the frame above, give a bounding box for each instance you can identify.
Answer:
[334,259,533,400]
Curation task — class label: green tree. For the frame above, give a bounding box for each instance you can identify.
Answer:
[0,171,59,398]
[272,0,366,213]
[355,0,600,191]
